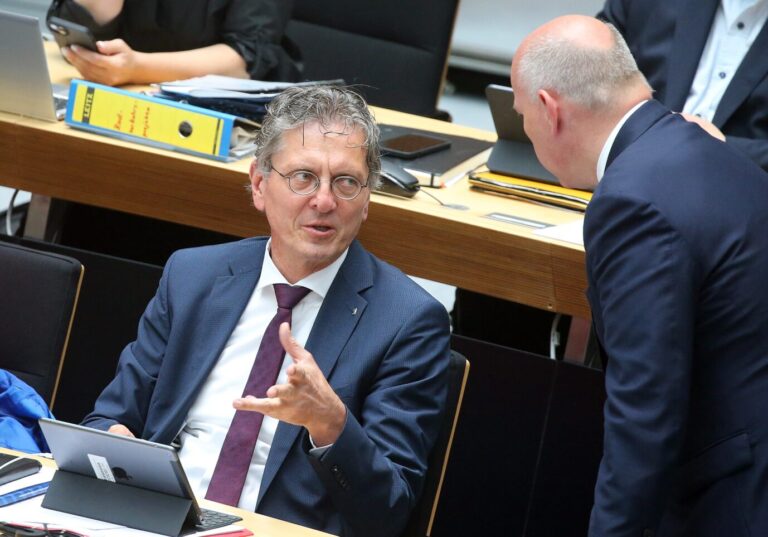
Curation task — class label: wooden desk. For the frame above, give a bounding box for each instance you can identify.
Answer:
[0,448,333,537]
[0,44,588,318]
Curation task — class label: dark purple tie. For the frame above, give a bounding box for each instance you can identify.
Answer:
[205,283,310,506]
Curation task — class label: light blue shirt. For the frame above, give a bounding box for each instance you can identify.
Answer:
[683,0,768,120]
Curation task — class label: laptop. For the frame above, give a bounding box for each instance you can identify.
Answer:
[0,10,68,121]
[38,418,241,535]
[485,83,558,185]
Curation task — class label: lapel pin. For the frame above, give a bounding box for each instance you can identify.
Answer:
[351,307,358,316]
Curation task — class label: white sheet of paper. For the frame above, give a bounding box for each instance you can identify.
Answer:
[533,218,584,246]
[157,75,298,93]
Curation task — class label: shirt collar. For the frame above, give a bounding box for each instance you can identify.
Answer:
[722,0,767,28]
[257,238,348,299]
[596,100,648,182]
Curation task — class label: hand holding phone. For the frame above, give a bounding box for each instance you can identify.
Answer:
[47,17,97,52]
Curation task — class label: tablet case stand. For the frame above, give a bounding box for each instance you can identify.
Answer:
[43,470,195,536]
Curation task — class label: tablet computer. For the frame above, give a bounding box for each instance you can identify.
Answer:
[38,418,241,535]
[485,84,559,185]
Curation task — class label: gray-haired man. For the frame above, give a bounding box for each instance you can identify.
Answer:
[82,86,451,537]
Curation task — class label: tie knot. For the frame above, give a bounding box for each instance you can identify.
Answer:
[273,283,310,310]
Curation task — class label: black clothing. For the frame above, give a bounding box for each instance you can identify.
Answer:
[48,0,300,81]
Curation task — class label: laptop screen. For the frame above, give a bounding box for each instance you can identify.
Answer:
[0,10,64,121]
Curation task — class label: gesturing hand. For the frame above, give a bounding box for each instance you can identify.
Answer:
[233,322,347,446]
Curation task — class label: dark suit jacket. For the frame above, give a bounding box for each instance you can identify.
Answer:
[82,238,450,537]
[585,100,768,537]
[599,0,768,171]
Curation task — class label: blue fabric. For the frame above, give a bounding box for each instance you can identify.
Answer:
[81,238,451,537]
[0,370,53,453]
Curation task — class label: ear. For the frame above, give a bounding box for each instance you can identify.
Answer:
[537,89,560,135]
[250,159,266,211]
[361,194,369,222]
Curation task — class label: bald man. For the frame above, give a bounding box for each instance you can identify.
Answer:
[511,15,768,537]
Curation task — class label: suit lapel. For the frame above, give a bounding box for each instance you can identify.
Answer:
[176,242,266,415]
[606,100,671,169]
[257,241,372,505]
[664,0,719,109]
[712,22,768,127]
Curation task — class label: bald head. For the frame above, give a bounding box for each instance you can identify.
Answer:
[512,15,650,110]
[508,15,652,189]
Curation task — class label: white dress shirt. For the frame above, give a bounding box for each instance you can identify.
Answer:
[683,0,768,120]
[177,240,347,511]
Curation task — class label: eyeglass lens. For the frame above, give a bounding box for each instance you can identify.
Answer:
[278,169,365,200]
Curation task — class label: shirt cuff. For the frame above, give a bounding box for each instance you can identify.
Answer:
[308,436,333,458]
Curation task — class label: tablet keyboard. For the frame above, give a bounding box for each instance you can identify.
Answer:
[195,508,242,531]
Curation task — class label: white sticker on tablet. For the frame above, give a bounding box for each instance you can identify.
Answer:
[87,454,116,482]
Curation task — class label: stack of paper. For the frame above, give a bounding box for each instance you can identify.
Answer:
[154,76,345,122]
[468,170,592,211]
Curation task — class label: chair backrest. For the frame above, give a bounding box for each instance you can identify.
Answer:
[0,241,83,408]
[403,349,470,537]
[286,0,460,117]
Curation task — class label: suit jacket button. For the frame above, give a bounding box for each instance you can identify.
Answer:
[331,465,339,474]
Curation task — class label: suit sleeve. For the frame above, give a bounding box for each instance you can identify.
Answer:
[305,299,451,537]
[585,193,699,537]
[725,135,768,173]
[80,253,176,435]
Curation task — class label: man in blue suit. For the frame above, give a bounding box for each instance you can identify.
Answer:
[598,0,768,172]
[81,86,450,537]
[511,15,768,537]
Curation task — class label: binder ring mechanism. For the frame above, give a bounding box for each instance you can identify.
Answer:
[178,121,193,138]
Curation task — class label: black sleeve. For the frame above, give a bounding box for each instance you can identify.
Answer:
[47,0,123,41]
[595,0,629,33]
[219,0,300,81]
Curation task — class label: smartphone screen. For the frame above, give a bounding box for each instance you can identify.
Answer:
[381,134,451,159]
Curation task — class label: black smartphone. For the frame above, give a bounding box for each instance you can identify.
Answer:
[0,454,42,486]
[47,17,98,51]
[381,133,451,159]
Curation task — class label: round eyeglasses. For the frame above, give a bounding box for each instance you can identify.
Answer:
[271,166,368,200]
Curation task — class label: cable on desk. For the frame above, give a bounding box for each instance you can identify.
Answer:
[417,187,468,210]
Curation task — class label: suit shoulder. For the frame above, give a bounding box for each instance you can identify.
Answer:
[364,250,446,313]
[168,237,266,268]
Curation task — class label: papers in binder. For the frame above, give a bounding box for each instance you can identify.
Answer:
[157,74,309,94]
[468,170,592,211]
[153,76,346,122]
[65,79,258,161]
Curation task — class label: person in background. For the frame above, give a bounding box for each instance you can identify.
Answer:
[511,14,768,536]
[598,0,768,171]
[81,85,450,537]
[47,0,300,84]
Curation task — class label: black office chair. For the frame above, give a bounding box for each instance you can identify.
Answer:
[402,350,470,537]
[286,0,460,118]
[0,241,83,409]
